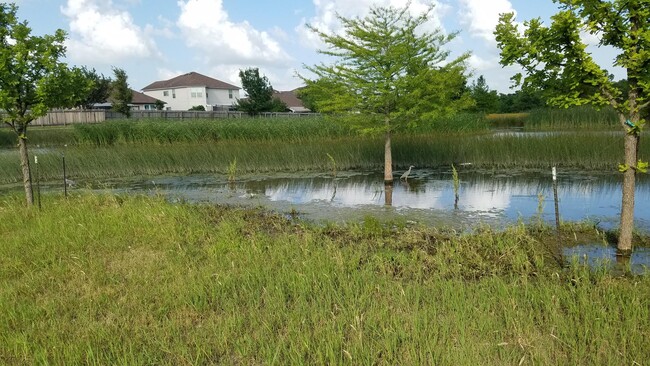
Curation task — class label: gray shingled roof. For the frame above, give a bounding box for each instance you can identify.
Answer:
[273,91,301,107]
[273,89,310,111]
[142,72,240,91]
[105,90,164,105]
[131,90,163,104]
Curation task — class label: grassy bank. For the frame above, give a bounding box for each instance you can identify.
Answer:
[0,194,648,365]
[0,132,641,184]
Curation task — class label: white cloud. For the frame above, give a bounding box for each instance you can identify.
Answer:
[458,0,516,43]
[297,0,448,50]
[176,0,291,66]
[62,0,159,63]
[467,54,493,72]
[156,68,186,81]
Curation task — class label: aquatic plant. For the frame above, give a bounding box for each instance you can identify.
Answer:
[227,158,237,182]
[326,153,337,177]
[452,164,459,208]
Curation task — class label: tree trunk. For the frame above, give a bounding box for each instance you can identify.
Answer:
[18,136,34,206]
[384,182,393,206]
[618,132,639,253]
[384,117,393,184]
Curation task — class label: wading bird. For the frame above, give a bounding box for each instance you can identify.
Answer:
[400,166,415,180]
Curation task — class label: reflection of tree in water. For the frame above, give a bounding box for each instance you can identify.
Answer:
[384,183,393,206]
[236,170,650,226]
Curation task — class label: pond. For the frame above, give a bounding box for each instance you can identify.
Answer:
[7,167,650,232]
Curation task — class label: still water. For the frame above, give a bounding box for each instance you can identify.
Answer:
[12,167,648,232]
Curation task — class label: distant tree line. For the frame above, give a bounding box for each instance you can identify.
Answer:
[297,73,634,115]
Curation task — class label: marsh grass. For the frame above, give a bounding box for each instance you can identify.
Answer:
[0,108,622,150]
[486,113,529,128]
[0,132,644,184]
[71,117,357,145]
[0,194,648,365]
[0,126,74,148]
[526,106,620,130]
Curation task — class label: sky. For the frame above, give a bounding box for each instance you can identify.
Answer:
[10,0,625,94]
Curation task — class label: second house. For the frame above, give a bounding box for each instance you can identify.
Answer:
[142,72,241,111]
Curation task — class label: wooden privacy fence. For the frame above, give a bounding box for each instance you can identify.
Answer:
[0,110,319,127]
[108,110,318,120]
[0,110,107,127]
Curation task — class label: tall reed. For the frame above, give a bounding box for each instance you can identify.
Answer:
[526,106,619,130]
[0,132,644,184]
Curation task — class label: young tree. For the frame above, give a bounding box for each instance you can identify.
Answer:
[235,68,287,115]
[302,3,472,183]
[111,67,132,117]
[469,76,500,113]
[155,99,165,111]
[495,0,649,252]
[0,3,67,205]
[78,67,112,109]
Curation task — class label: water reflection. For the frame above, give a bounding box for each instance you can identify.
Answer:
[563,245,650,275]
[253,170,649,231]
[1,169,649,232]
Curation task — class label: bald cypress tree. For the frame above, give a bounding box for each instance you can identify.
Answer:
[302,3,472,183]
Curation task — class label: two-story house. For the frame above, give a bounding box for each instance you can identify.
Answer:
[142,72,241,111]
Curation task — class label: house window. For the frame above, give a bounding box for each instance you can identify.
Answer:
[166,107,171,111]
[190,87,203,98]
[163,91,169,97]
[172,91,176,99]
[229,90,233,99]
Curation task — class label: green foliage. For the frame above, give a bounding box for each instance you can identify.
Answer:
[495,0,650,251]
[469,75,500,113]
[0,3,67,131]
[227,158,237,182]
[78,67,112,109]
[0,2,69,204]
[235,68,287,115]
[497,87,546,113]
[621,160,649,173]
[154,99,165,111]
[302,3,472,128]
[110,67,132,118]
[294,85,319,112]
[452,164,460,196]
[188,105,206,111]
[39,66,94,109]
[495,1,649,118]
[302,2,472,181]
